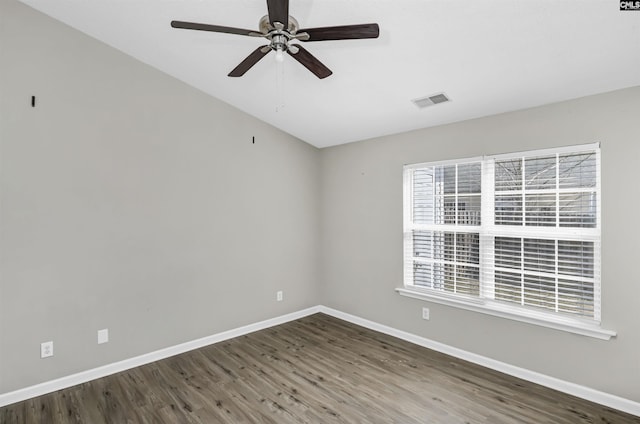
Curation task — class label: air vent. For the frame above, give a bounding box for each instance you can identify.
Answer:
[412,93,450,109]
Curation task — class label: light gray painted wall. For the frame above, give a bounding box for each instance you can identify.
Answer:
[0,0,320,393]
[320,86,640,402]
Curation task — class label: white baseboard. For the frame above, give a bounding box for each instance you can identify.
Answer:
[0,306,321,408]
[2,304,639,418]
[317,305,640,418]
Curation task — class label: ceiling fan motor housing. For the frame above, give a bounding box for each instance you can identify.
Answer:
[259,15,300,52]
[259,15,298,35]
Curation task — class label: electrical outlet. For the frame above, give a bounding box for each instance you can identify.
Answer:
[98,329,109,344]
[276,290,283,302]
[422,307,430,320]
[41,341,53,358]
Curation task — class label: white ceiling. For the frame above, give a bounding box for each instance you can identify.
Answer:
[17,0,640,148]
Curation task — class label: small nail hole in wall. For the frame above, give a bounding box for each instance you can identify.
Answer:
[252,136,255,144]
[31,96,36,107]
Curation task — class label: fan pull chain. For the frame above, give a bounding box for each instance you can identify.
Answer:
[275,57,285,112]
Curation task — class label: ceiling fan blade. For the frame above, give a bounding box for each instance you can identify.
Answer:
[228,46,271,77]
[171,21,259,37]
[266,0,289,27]
[297,23,379,41]
[287,45,332,79]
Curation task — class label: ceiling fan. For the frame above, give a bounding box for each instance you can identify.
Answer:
[170,0,379,79]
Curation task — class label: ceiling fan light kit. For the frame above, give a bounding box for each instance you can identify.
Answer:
[171,0,379,79]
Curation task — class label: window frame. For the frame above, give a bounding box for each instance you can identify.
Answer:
[398,143,615,340]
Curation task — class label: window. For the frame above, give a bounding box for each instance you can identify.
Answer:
[401,143,611,338]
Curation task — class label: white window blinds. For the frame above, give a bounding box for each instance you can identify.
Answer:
[404,143,601,322]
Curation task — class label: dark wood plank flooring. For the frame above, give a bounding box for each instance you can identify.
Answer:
[1,313,638,423]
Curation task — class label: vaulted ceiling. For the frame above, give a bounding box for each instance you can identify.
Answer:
[17,0,640,148]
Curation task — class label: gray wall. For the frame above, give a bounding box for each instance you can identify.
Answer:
[320,86,640,402]
[0,0,320,393]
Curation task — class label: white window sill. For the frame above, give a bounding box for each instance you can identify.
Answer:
[396,287,616,340]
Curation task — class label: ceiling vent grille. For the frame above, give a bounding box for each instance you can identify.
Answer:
[412,93,450,109]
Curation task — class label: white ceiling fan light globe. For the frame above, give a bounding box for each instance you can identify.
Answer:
[275,47,284,62]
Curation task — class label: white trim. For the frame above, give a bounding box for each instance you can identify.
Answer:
[488,142,600,161]
[317,305,639,418]
[1,304,637,418]
[404,155,483,169]
[396,287,615,340]
[0,306,321,408]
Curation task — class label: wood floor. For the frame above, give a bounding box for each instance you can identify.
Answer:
[1,313,638,423]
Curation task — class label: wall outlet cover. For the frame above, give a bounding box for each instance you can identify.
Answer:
[98,329,109,344]
[422,307,430,320]
[41,341,53,358]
